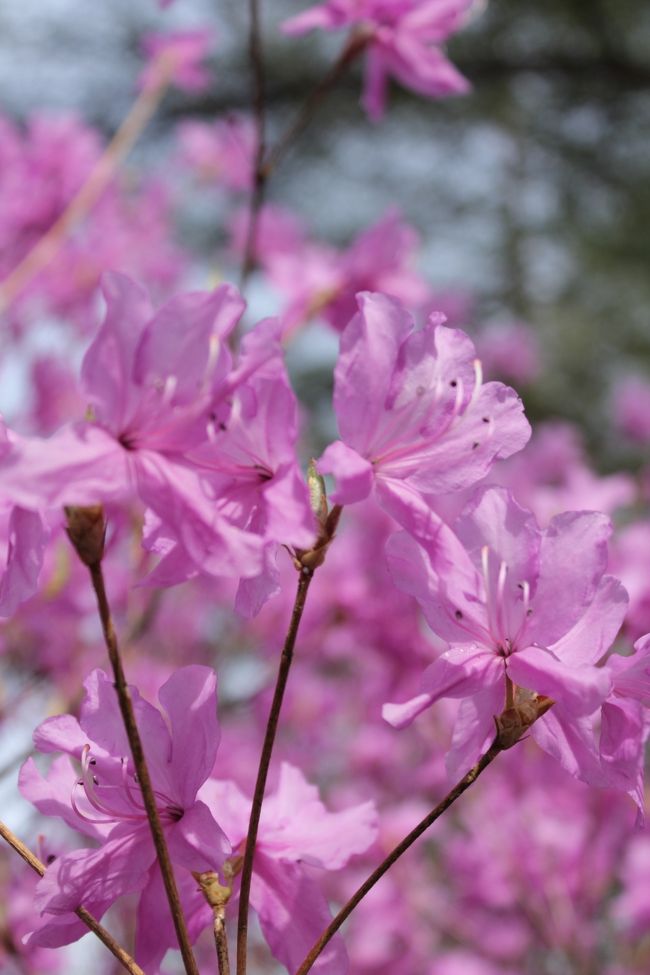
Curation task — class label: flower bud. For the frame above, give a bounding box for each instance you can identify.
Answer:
[64,505,106,567]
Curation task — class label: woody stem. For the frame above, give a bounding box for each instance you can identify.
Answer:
[88,561,200,975]
[294,738,504,975]
[214,908,231,975]
[240,0,267,287]
[261,32,368,179]
[236,569,314,975]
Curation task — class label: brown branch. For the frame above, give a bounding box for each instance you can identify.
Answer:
[294,738,504,975]
[239,28,367,289]
[260,32,368,180]
[235,569,313,975]
[195,866,239,975]
[65,509,199,975]
[294,688,556,975]
[87,560,200,975]
[0,820,144,975]
[240,0,267,288]
[214,911,231,975]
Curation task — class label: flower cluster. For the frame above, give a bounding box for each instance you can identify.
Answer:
[0,5,649,975]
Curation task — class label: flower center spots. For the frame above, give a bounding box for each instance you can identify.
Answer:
[118,431,137,451]
[72,745,183,826]
[480,546,531,655]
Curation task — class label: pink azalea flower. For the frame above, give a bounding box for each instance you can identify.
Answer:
[201,763,378,974]
[19,666,229,971]
[142,342,316,616]
[283,0,475,120]
[139,30,215,94]
[178,114,256,192]
[383,486,629,784]
[318,292,531,534]
[0,272,271,582]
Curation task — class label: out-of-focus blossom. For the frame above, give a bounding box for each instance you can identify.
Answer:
[475,320,542,385]
[319,292,530,533]
[488,422,637,528]
[0,503,46,618]
[0,114,183,332]
[384,486,629,786]
[612,374,650,444]
[228,203,311,267]
[283,0,476,120]
[20,666,229,971]
[421,288,474,328]
[178,114,256,192]
[442,746,635,966]
[612,521,650,640]
[29,357,85,436]
[202,763,377,975]
[139,29,215,93]
[430,953,508,975]
[599,635,650,806]
[0,842,64,975]
[611,521,650,640]
[613,831,650,938]
[268,210,433,334]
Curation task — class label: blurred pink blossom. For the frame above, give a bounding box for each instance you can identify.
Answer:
[139,29,215,93]
[283,0,475,120]
[612,374,650,444]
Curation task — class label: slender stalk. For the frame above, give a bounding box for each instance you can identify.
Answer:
[214,910,231,975]
[236,569,314,975]
[260,32,368,180]
[0,55,173,315]
[0,820,144,975]
[194,865,239,975]
[240,0,267,287]
[88,562,200,975]
[294,738,504,975]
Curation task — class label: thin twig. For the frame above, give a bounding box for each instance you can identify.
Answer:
[261,32,368,180]
[88,561,200,975]
[194,866,239,975]
[0,55,174,316]
[240,0,267,287]
[236,569,313,975]
[0,820,145,975]
[294,738,504,975]
[214,910,231,975]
